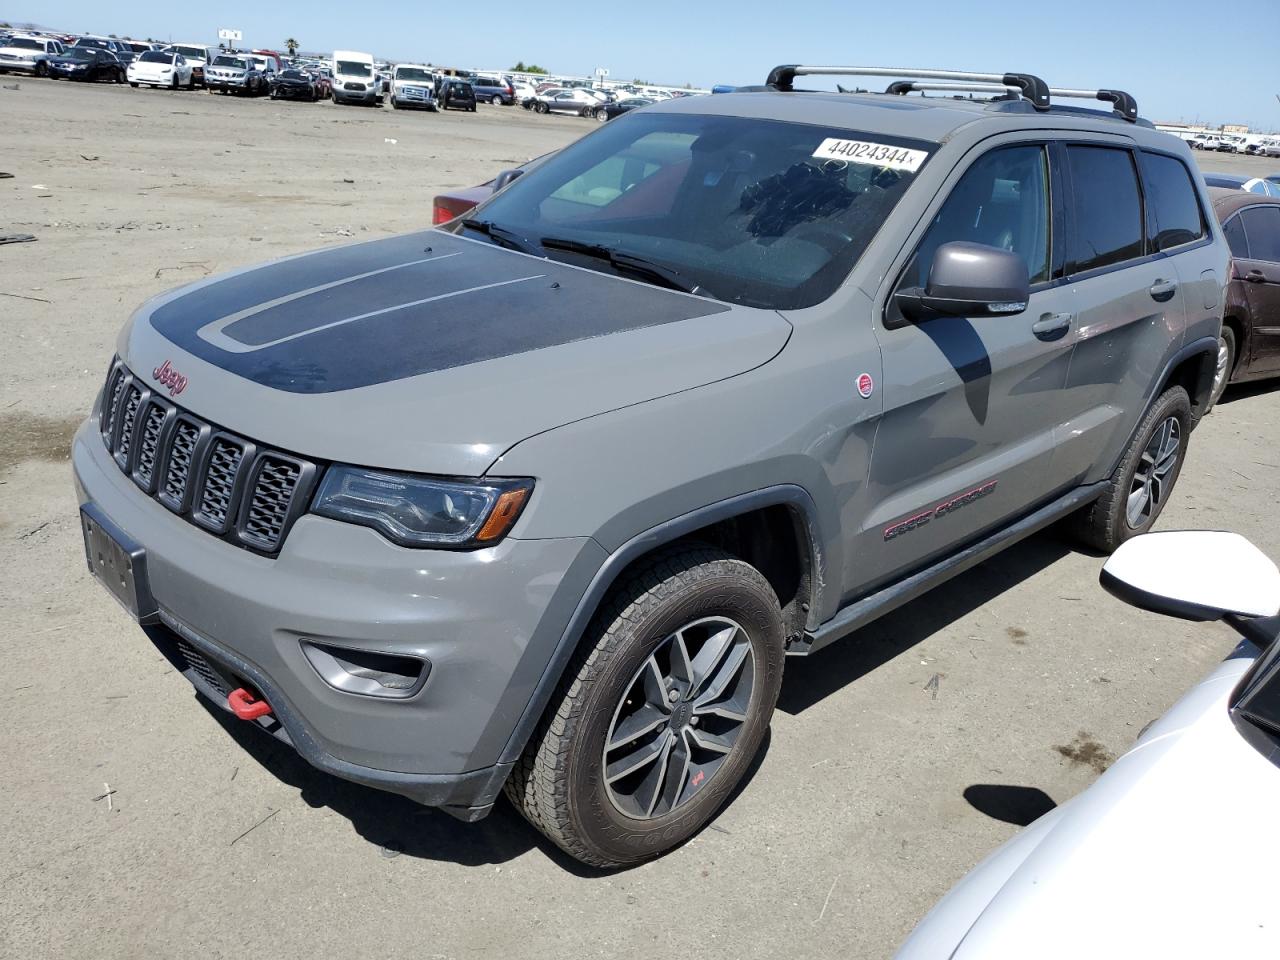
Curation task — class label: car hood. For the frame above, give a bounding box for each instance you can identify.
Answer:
[121,230,791,477]
[899,651,1280,959]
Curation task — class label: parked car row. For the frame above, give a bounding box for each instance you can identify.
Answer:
[0,31,684,124]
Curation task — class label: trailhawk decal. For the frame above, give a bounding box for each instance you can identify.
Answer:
[147,231,729,393]
[883,480,999,542]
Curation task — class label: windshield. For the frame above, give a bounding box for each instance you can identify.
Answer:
[7,37,42,50]
[171,46,205,59]
[396,67,431,81]
[281,69,306,79]
[138,51,170,64]
[213,56,246,68]
[75,38,107,48]
[467,113,935,309]
[336,60,371,77]
[63,48,95,60]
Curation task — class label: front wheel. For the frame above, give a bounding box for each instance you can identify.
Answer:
[1071,385,1192,552]
[130,81,139,88]
[595,107,608,122]
[506,545,785,868]
[534,101,548,113]
[35,61,48,78]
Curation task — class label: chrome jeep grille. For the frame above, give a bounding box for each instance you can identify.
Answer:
[98,359,319,555]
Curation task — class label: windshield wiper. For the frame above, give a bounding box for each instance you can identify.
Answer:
[540,236,705,296]
[459,219,540,255]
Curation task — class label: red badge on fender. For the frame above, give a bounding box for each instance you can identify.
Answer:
[856,372,874,399]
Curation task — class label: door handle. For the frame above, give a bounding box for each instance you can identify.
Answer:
[1245,269,1267,283]
[1149,279,1178,302]
[1032,312,1073,337]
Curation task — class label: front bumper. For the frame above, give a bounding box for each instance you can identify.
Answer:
[207,74,251,89]
[72,420,605,816]
[392,85,436,108]
[0,55,39,72]
[335,82,380,103]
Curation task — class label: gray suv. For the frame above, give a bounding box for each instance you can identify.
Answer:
[73,64,1226,867]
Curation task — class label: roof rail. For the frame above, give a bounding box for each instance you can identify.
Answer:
[765,65,1139,123]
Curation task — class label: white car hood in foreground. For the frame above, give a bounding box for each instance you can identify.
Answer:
[897,648,1279,960]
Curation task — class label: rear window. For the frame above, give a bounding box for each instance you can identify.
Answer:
[336,60,371,77]
[1066,145,1144,274]
[138,51,170,64]
[213,56,246,68]
[1139,152,1205,251]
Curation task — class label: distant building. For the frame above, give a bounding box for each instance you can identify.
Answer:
[1222,123,1250,134]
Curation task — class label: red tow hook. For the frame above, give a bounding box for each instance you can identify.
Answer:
[227,687,273,721]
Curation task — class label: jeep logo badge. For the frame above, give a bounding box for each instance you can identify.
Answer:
[152,360,188,397]
[856,373,874,399]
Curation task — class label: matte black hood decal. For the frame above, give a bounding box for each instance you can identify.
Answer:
[148,231,729,393]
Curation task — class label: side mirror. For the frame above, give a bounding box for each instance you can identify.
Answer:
[896,241,1030,320]
[492,169,525,192]
[1101,531,1280,621]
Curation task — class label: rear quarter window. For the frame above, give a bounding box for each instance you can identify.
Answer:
[1139,152,1206,251]
[1066,145,1144,274]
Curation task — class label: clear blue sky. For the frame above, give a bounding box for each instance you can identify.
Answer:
[8,0,1279,130]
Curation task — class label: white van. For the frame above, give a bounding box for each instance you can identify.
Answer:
[390,63,438,111]
[331,50,380,106]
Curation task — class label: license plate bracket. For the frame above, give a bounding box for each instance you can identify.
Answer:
[81,503,159,623]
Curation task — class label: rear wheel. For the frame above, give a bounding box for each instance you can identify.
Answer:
[1071,385,1191,552]
[506,545,785,867]
[534,101,548,113]
[171,75,179,90]
[35,61,48,78]
[130,81,139,88]
[595,107,608,122]
[1208,326,1237,410]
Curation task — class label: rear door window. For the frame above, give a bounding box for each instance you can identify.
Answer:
[1138,152,1205,251]
[1240,207,1280,263]
[1066,145,1144,274]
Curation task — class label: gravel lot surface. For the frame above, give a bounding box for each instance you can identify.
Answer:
[3,77,1279,959]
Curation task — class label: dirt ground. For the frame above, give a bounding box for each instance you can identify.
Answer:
[3,77,1279,960]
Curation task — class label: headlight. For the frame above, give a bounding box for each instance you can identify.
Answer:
[312,467,532,548]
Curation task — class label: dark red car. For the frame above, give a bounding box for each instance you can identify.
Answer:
[1212,188,1280,403]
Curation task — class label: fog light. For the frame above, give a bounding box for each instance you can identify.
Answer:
[300,639,430,699]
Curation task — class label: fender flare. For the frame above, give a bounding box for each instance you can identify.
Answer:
[1103,334,1218,479]
[496,483,825,766]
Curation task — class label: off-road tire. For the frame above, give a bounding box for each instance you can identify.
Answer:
[1071,385,1191,552]
[505,544,785,868]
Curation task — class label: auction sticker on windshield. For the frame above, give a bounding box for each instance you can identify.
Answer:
[812,139,928,172]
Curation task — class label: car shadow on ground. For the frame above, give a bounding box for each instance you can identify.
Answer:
[778,532,1075,715]
[195,693,772,875]
[1218,379,1279,406]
